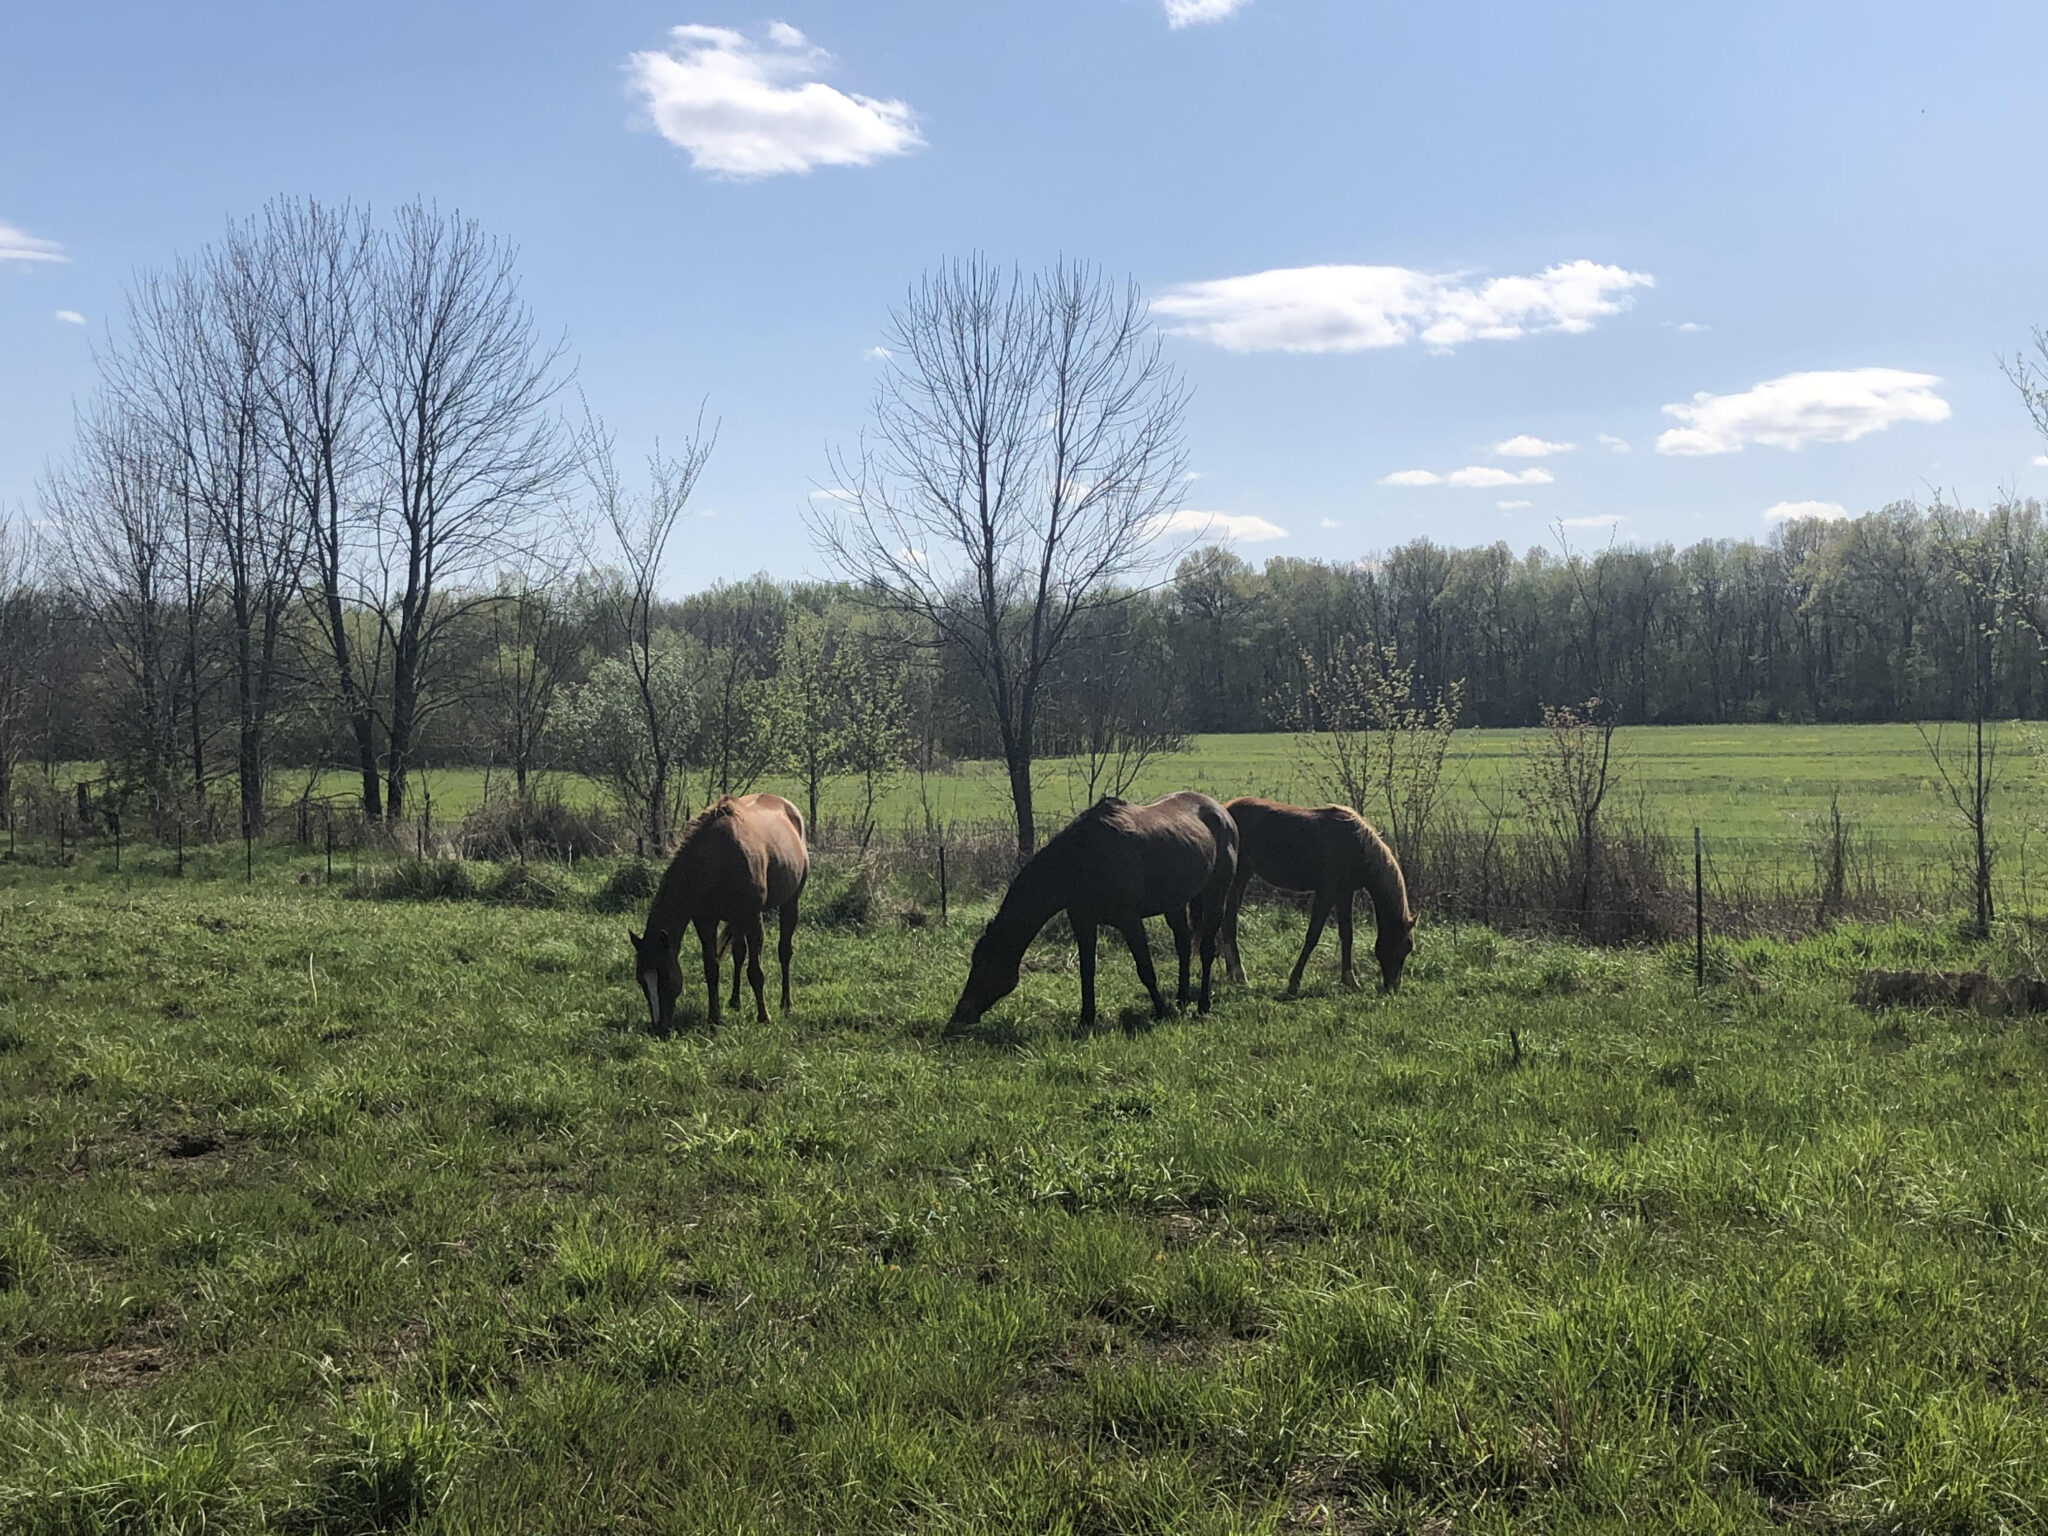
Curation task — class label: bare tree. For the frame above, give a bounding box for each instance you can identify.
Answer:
[258,198,384,817]
[578,403,715,848]
[0,509,51,823]
[366,203,572,820]
[44,398,200,814]
[482,570,576,800]
[814,256,1190,856]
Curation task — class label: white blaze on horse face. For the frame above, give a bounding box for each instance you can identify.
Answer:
[643,971,661,1027]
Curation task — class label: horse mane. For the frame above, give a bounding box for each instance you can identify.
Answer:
[1338,807,1412,930]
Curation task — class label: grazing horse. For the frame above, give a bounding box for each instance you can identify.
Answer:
[949,792,1238,1030]
[629,794,808,1031]
[1219,798,1415,994]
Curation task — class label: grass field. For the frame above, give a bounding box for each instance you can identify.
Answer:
[6,847,2048,1531]
[272,722,2032,861]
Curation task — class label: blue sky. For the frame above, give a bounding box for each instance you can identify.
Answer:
[5,0,2046,588]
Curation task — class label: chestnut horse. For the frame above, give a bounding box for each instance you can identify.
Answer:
[1220,798,1414,994]
[629,794,808,1031]
[949,792,1238,1030]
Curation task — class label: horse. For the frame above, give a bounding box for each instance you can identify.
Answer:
[628,794,808,1031]
[949,792,1238,1030]
[1219,797,1415,994]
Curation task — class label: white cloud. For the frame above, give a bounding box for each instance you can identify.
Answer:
[1154,259,1652,354]
[1657,368,1950,456]
[1146,509,1288,543]
[1380,466,1554,488]
[1497,499,1532,510]
[1494,434,1573,458]
[1558,515,1623,528]
[53,309,84,325]
[627,24,922,178]
[864,345,892,361]
[1596,434,1631,453]
[2033,455,2048,468]
[1765,500,1850,523]
[1163,0,1251,23]
[1676,321,1708,333]
[1319,517,1341,528]
[0,223,65,265]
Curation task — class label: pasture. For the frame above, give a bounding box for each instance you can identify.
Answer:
[5,846,2048,1532]
[267,721,2028,862]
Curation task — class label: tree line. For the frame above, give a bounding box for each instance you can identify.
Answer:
[4,200,2048,862]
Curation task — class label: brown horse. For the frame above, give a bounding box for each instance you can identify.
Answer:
[949,792,1238,1030]
[629,794,808,1031]
[1220,797,1414,994]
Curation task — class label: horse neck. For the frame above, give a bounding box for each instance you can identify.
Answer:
[1355,824,1411,928]
[987,846,1070,956]
[646,849,701,942]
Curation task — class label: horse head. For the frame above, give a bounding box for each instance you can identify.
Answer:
[628,927,683,1031]
[1375,913,1416,994]
[948,920,1021,1028]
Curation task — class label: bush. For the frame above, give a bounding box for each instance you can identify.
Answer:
[486,860,570,909]
[593,858,661,915]
[457,790,625,863]
[354,859,478,904]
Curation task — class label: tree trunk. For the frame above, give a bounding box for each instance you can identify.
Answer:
[1006,746,1036,859]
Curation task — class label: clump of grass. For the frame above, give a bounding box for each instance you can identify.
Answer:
[484,860,569,909]
[294,1389,461,1534]
[0,1215,51,1291]
[353,859,478,903]
[0,1409,253,1535]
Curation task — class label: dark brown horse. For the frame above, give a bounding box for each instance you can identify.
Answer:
[1220,798,1414,994]
[629,794,808,1031]
[949,792,1238,1029]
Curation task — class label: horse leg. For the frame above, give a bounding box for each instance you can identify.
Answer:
[1286,890,1336,998]
[777,894,800,1013]
[1222,863,1254,984]
[1337,891,1361,990]
[696,916,724,1029]
[1114,915,1169,1019]
[1076,918,1098,1027]
[1195,895,1220,1015]
[744,913,770,1024]
[725,923,745,1009]
[1164,904,1194,1008]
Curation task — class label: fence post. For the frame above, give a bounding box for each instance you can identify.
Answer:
[176,818,184,878]
[58,808,66,865]
[244,825,253,884]
[112,811,121,872]
[1694,826,1705,995]
[325,813,334,883]
[938,841,949,926]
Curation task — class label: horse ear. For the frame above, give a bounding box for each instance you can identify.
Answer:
[627,928,644,951]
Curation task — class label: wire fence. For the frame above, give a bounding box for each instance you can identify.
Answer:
[0,775,2022,945]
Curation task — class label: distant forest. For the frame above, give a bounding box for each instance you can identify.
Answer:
[7,501,2046,780]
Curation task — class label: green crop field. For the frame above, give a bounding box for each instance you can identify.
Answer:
[281,721,2032,860]
[5,843,2048,1531]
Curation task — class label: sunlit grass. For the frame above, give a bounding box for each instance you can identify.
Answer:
[3,856,2047,1530]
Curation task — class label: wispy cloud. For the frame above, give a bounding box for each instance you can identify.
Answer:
[627,23,922,178]
[1163,0,1252,23]
[1155,259,1652,354]
[1319,517,1341,529]
[0,222,65,265]
[1381,466,1554,488]
[1596,434,1631,454]
[1494,435,1573,458]
[864,345,892,361]
[1497,499,1532,510]
[1657,369,1950,456]
[1765,500,1850,523]
[53,309,85,325]
[1146,509,1288,543]
[2034,455,2048,468]
[1558,515,1623,528]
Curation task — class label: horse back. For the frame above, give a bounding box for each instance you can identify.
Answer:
[1086,791,1234,915]
[1226,796,1372,892]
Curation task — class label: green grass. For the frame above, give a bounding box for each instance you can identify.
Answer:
[6,848,2048,1530]
[269,721,2026,859]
